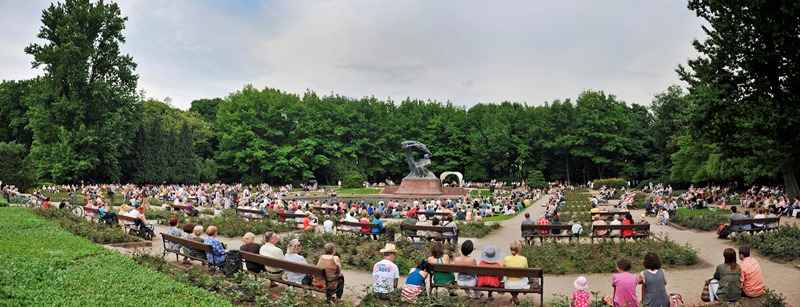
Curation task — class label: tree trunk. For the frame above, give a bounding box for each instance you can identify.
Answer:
[782,160,799,199]
[565,157,570,185]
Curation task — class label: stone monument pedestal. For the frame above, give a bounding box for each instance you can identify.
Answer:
[390,178,446,195]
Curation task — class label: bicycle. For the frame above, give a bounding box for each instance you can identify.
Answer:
[61,200,84,217]
[20,195,41,208]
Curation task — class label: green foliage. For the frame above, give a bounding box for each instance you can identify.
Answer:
[670,210,728,231]
[526,169,548,189]
[194,209,297,237]
[0,198,8,207]
[341,171,366,188]
[0,141,37,191]
[25,0,139,182]
[763,288,789,307]
[592,178,627,190]
[30,207,140,244]
[521,238,698,275]
[0,79,37,145]
[0,207,230,305]
[548,292,611,307]
[456,221,502,238]
[732,224,800,263]
[677,0,800,197]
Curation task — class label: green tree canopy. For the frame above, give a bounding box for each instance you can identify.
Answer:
[24,0,138,182]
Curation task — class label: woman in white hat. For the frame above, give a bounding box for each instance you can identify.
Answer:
[476,245,503,300]
[415,214,431,237]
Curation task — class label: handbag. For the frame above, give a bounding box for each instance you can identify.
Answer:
[701,279,711,302]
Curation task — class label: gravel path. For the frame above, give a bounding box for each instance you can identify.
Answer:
[110,191,800,306]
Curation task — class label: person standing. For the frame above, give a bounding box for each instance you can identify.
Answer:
[372,243,400,300]
[638,252,669,307]
[738,245,765,297]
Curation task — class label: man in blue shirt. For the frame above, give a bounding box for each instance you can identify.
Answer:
[371,213,385,240]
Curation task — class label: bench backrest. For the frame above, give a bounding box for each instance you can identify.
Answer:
[400,224,454,232]
[83,206,100,214]
[236,207,264,214]
[430,263,543,280]
[277,212,308,219]
[172,204,192,210]
[521,224,573,231]
[117,214,137,223]
[592,224,650,231]
[423,212,452,217]
[338,221,381,229]
[239,251,326,279]
[591,211,629,218]
[161,232,212,252]
[730,217,781,226]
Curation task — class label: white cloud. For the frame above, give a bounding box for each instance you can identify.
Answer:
[0,0,706,109]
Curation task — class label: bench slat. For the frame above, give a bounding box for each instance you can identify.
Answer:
[239,251,326,279]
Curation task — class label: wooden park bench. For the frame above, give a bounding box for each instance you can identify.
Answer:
[521,224,574,245]
[83,206,100,222]
[590,224,650,243]
[336,220,385,239]
[160,232,216,269]
[400,224,458,243]
[117,214,154,239]
[239,250,329,294]
[729,217,781,235]
[277,212,310,229]
[170,204,197,216]
[590,211,630,222]
[235,207,267,220]
[428,263,544,306]
[419,211,453,219]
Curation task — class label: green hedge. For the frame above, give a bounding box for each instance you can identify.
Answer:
[0,207,231,306]
[670,210,728,231]
[593,178,627,190]
[31,207,141,244]
[521,238,698,275]
[342,171,366,188]
[0,197,8,207]
[732,224,800,263]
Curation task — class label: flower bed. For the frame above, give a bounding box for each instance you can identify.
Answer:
[31,207,141,244]
[732,224,800,263]
[670,208,728,231]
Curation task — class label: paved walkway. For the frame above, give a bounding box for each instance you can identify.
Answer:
[109,191,800,306]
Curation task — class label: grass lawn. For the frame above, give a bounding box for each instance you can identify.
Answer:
[482,213,516,221]
[0,207,230,306]
[469,189,493,197]
[336,187,383,194]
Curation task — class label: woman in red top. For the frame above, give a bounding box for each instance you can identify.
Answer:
[477,245,503,300]
[537,213,551,235]
[621,212,634,236]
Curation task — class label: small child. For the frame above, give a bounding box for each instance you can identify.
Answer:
[572,276,589,307]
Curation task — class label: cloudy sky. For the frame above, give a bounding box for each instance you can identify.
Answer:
[1,1,707,110]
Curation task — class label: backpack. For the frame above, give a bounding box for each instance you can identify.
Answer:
[224,250,242,278]
[716,224,730,239]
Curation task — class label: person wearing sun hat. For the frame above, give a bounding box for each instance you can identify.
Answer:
[372,243,400,300]
[477,245,503,300]
[572,276,590,307]
[636,213,650,236]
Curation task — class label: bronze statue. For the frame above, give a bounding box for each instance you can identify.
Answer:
[402,141,436,179]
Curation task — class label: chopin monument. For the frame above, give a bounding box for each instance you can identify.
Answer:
[381,141,467,197]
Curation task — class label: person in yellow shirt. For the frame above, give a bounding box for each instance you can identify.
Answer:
[503,241,529,304]
[523,198,531,208]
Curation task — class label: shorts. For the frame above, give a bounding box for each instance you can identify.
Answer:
[504,278,530,289]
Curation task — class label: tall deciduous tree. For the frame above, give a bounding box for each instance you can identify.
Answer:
[25,0,138,182]
[678,0,800,197]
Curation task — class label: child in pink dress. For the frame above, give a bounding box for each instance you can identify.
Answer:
[612,259,638,307]
[572,276,590,307]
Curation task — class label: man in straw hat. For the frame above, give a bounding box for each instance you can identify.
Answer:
[372,243,400,300]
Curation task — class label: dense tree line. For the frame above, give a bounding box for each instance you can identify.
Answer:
[0,0,798,198]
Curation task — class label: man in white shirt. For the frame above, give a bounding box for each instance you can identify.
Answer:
[259,232,284,287]
[372,243,400,300]
[341,211,360,232]
[610,214,622,236]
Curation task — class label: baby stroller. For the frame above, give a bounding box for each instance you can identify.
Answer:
[645,203,657,217]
